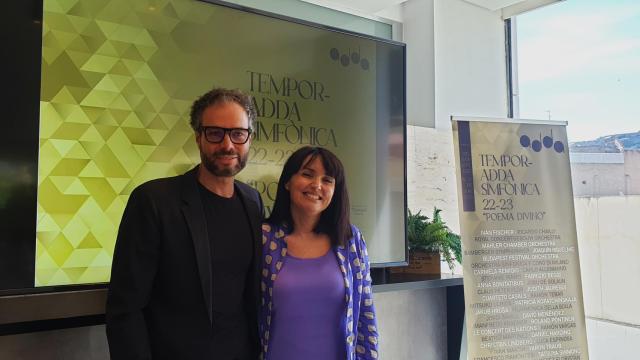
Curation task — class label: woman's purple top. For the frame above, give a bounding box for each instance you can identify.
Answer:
[268,250,346,360]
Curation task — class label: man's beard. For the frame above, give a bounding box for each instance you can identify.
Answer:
[201,149,248,177]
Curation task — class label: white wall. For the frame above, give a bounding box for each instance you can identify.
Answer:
[625,150,640,195]
[403,0,436,128]
[571,163,626,197]
[570,150,640,197]
[374,288,447,359]
[402,0,509,130]
[574,196,640,359]
[434,0,509,129]
[404,0,509,275]
[574,196,640,324]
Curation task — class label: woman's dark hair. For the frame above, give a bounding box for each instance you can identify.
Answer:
[268,146,352,247]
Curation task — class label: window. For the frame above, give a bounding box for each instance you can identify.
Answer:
[513,1,640,358]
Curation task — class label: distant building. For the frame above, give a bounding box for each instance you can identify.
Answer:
[570,150,640,197]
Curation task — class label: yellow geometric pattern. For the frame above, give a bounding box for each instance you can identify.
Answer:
[36,0,219,286]
[37,0,384,285]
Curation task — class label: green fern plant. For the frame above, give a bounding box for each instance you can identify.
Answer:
[407,208,462,270]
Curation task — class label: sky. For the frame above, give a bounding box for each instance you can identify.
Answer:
[516,0,640,142]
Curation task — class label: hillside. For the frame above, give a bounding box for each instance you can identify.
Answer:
[570,131,640,153]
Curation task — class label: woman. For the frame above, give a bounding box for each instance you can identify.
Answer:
[259,146,379,360]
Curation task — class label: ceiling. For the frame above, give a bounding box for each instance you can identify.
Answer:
[300,0,409,15]
[462,0,527,11]
[300,0,559,17]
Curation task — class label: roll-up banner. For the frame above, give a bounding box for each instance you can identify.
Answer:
[452,117,589,360]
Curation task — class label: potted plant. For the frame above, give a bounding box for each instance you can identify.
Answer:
[394,207,462,274]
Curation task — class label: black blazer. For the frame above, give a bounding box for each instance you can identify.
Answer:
[106,167,263,360]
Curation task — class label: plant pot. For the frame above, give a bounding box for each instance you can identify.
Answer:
[390,250,441,275]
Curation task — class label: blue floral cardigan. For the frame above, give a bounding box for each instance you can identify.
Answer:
[259,223,379,360]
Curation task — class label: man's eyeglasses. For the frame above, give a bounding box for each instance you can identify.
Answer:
[199,126,252,144]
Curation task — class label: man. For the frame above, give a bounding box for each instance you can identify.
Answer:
[106,88,263,360]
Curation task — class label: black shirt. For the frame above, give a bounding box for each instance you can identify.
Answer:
[199,183,254,360]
